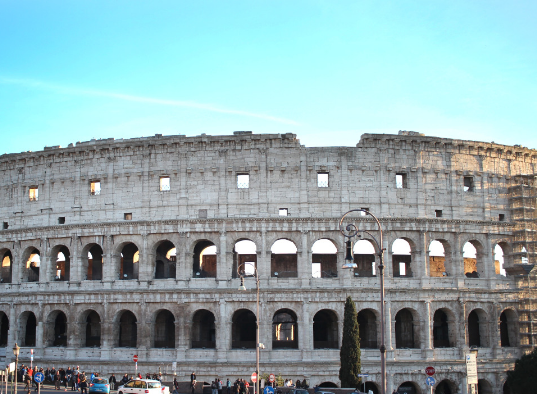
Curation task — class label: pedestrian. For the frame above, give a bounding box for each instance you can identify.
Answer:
[55,371,62,390]
[79,373,87,394]
[191,380,197,394]
[190,372,196,383]
[218,379,223,394]
[226,379,231,394]
[109,374,117,391]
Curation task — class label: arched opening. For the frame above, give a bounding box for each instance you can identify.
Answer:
[232,309,256,349]
[118,311,137,347]
[318,382,338,388]
[433,309,450,348]
[468,309,488,347]
[233,240,257,279]
[193,240,216,278]
[397,381,419,394]
[25,248,41,282]
[464,241,481,278]
[392,239,412,277]
[494,244,507,276]
[272,309,298,349]
[478,379,493,394]
[362,382,378,394]
[0,312,9,346]
[154,310,175,348]
[395,309,418,348]
[53,246,71,281]
[84,310,101,347]
[120,244,139,280]
[191,309,216,348]
[155,241,176,279]
[271,239,297,278]
[313,310,338,349]
[21,312,37,347]
[49,311,68,347]
[500,309,517,347]
[87,244,104,281]
[429,240,450,277]
[353,240,376,277]
[0,250,12,283]
[311,239,338,278]
[434,380,455,394]
[358,309,377,349]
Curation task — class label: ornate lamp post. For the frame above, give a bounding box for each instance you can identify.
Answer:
[13,343,20,394]
[339,209,386,394]
[237,263,260,394]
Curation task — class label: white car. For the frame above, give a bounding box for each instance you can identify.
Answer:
[117,379,169,394]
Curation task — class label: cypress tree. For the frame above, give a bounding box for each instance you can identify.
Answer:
[339,296,361,388]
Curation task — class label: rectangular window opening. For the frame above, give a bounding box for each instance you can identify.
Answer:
[90,181,101,195]
[435,210,443,218]
[29,187,38,201]
[124,213,132,221]
[237,174,250,189]
[499,214,505,221]
[160,176,170,191]
[58,217,65,225]
[464,176,474,192]
[2,222,8,230]
[198,209,208,219]
[399,262,407,276]
[279,208,288,217]
[317,172,329,188]
[312,263,321,278]
[396,173,407,189]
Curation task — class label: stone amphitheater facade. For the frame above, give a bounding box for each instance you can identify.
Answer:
[0,131,536,394]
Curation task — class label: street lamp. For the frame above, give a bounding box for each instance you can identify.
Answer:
[237,263,261,394]
[13,343,20,394]
[339,209,386,394]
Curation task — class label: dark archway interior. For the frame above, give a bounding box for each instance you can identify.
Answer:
[24,313,37,347]
[154,310,175,348]
[85,311,101,347]
[468,311,481,347]
[395,309,416,348]
[53,312,67,346]
[433,310,450,348]
[118,311,137,347]
[358,309,377,349]
[272,310,298,349]
[232,309,256,348]
[192,310,216,348]
[313,310,338,349]
[87,245,103,281]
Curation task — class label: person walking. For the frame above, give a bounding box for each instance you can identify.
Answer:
[79,373,87,394]
[109,374,117,391]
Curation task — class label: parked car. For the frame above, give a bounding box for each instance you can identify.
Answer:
[118,379,169,394]
[289,389,309,394]
[89,378,110,394]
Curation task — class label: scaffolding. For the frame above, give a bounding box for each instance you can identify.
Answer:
[507,176,537,350]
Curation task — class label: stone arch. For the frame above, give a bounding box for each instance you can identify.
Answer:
[82,243,104,281]
[153,309,175,348]
[478,379,493,394]
[233,239,257,279]
[433,308,456,348]
[499,308,518,347]
[49,244,71,281]
[0,310,9,346]
[192,239,217,278]
[117,242,140,280]
[468,308,489,347]
[271,239,298,278]
[0,248,12,283]
[231,308,256,349]
[428,239,452,277]
[154,240,177,279]
[435,379,457,394]
[115,310,137,347]
[312,309,338,349]
[392,238,413,277]
[358,308,378,349]
[395,308,420,349]
[45,310,68,347]
[353,239,376,277]
[272,308,298,349]
[463,240,484,278]
[21,247,41,282]
[18,311,37,347]
[396,381,421,394]
[191,309,216,349]
[81,309,101,348]
[311,238,338,278]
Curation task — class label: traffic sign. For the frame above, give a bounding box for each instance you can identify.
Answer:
[425,377,436,387]
[264,387,275,394]
[133,355,138,362]
[34,372,44,383]
[425,366,435,376]
[269,374,275,383]
[251,372,257,383]
[357,374,369,378]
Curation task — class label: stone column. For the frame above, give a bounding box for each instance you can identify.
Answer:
[71,235,81,282]
[415,231,427,278]
[103,235,115,283]
[257,230,269,280]
[139,233,150,281]
[385,300,393,352]
[482,235,494,279]
[452,233,463,278]
[41,237,49,283]
[217,231,228,283]
[36,321,44,349]
[300,300,311,361]
[299,230,310,284]
[423,300,433,360]
[177,233,189,281]
[8,303,17,346]
[383,233,392,278]
[11,247,20,285]
[217,299,228,362]
[458,299,467,358]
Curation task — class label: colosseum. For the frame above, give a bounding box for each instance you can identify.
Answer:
[0,131,535,394]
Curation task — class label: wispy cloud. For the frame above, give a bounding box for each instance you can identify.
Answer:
[0,77,300,126]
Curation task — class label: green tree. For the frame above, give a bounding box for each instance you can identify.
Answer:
[339,296,361,388]
[506,348,537,393]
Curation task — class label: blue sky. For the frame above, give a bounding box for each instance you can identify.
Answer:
[1,0,536,155]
